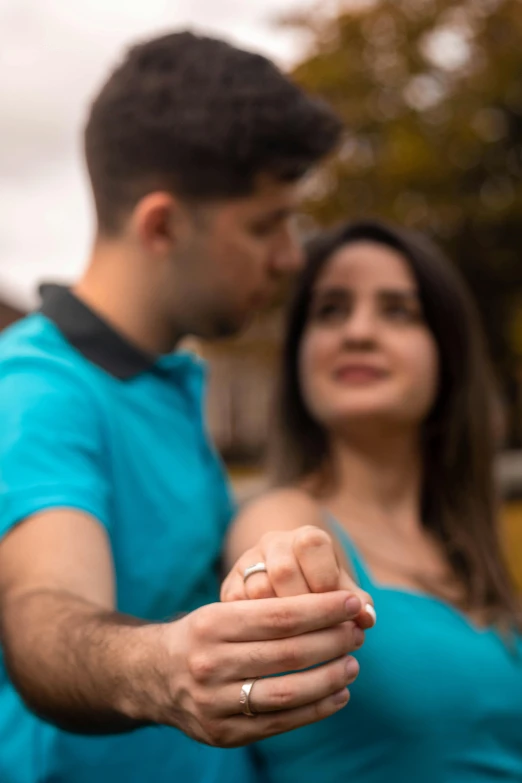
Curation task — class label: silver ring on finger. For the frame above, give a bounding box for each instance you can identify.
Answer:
[243,562,268,583]
[239,678,259,717]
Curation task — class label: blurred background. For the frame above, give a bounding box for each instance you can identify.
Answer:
[2,0,522,584]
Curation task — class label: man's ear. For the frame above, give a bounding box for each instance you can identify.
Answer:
[130,191,190,255]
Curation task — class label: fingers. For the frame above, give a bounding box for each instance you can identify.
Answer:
[220,550,276,603]
[196,655,359,718]
[223,527,341,602]
[255,535,309,598]
[220,569,248,602]
[217,591,363,642]
[221,621,364,680]
[178,595,367,748]
[292,526,341,593]
[220,538,377,630]
[244,571,276,600]
[243,655,359,715]
[206,689,351,747]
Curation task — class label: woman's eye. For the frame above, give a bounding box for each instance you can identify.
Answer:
[313,302,347,322]
[384,303,420,322]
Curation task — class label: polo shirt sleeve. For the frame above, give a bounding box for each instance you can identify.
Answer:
[0,361,112,539]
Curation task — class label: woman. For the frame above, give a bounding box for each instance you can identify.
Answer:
[221,220,522,782]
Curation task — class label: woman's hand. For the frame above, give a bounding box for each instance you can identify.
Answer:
[221,525,376,630]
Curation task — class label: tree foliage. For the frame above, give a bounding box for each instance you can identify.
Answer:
[285,0,522,439]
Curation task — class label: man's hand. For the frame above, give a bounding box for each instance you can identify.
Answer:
[143,590,365,747]
[221,525,376,630]
[0,510,366,746]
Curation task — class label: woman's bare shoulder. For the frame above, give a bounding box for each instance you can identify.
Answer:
[237,486,324,531]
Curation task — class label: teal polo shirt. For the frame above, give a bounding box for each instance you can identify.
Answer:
[0,285,255,783]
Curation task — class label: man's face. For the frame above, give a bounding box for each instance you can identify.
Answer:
[173,176,304,338]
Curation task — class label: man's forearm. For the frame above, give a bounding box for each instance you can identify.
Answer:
[1,588,167,734]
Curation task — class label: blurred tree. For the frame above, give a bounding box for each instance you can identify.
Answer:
[280,0,522,444]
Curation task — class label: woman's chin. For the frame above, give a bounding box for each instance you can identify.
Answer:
[325,404,418,430]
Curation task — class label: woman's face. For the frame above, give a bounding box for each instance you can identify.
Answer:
[299,240,439,432]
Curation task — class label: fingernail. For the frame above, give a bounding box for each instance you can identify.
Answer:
[354,626,365,647]
[333,688,349,706]
[345,596,361,617]
[365,604,377,626]
[345,656,360,680]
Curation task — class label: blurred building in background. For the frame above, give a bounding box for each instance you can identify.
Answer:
[205,311,281,464]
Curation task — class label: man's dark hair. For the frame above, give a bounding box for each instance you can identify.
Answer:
[84,31,343,234]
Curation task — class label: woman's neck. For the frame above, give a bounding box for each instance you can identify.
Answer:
[322,424,424,539]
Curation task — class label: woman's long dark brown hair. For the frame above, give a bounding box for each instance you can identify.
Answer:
[270,219,520,628]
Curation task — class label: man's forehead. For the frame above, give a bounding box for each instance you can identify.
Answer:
[206,175,303,223]
[228,173,302,213]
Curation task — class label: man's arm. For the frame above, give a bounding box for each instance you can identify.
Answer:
[0,507,365,746]
[0,508,152,734]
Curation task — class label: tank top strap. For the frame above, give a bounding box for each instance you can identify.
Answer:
[323,513,374,592]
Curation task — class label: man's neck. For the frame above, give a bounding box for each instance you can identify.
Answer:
[74,240,181,356]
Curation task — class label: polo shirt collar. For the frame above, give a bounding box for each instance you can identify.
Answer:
[39,284,156,380]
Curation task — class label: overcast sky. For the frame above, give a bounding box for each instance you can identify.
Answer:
[0,0,323,308]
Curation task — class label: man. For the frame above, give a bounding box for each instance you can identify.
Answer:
[0,31,366,782]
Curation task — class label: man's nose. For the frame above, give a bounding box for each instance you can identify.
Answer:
[271,234,304,274]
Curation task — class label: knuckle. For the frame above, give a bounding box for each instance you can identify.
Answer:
[315,689,350,720]
[269,682,296,710]
[268,606,297,635]
[219,583,232,602]
[294,526,331,551]
[270,558,297,585]
[330,661,352,690]
[247,643,270,670]
[192,686,218,716]
[220,576,243,602]
[188,652,217,684]
[311,569,340,592]
[223,584,246,602]
[319,576,340,592]
[190,606,213,640]
[332,622,357,654]
[204,721,230,747]
[342,620,357,643]
[228,590,246,602]
[278,640,303,671]
[247,578,274,600]
[312,700,326,722]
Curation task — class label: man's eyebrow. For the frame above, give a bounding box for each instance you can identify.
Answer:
[251,207,296,224]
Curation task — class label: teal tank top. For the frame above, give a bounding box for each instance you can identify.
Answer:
[250,519,522,782]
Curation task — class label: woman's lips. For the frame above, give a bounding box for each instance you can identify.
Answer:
[333,365,388,384]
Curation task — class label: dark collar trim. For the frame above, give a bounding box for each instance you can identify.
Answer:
[39,284,156,380]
